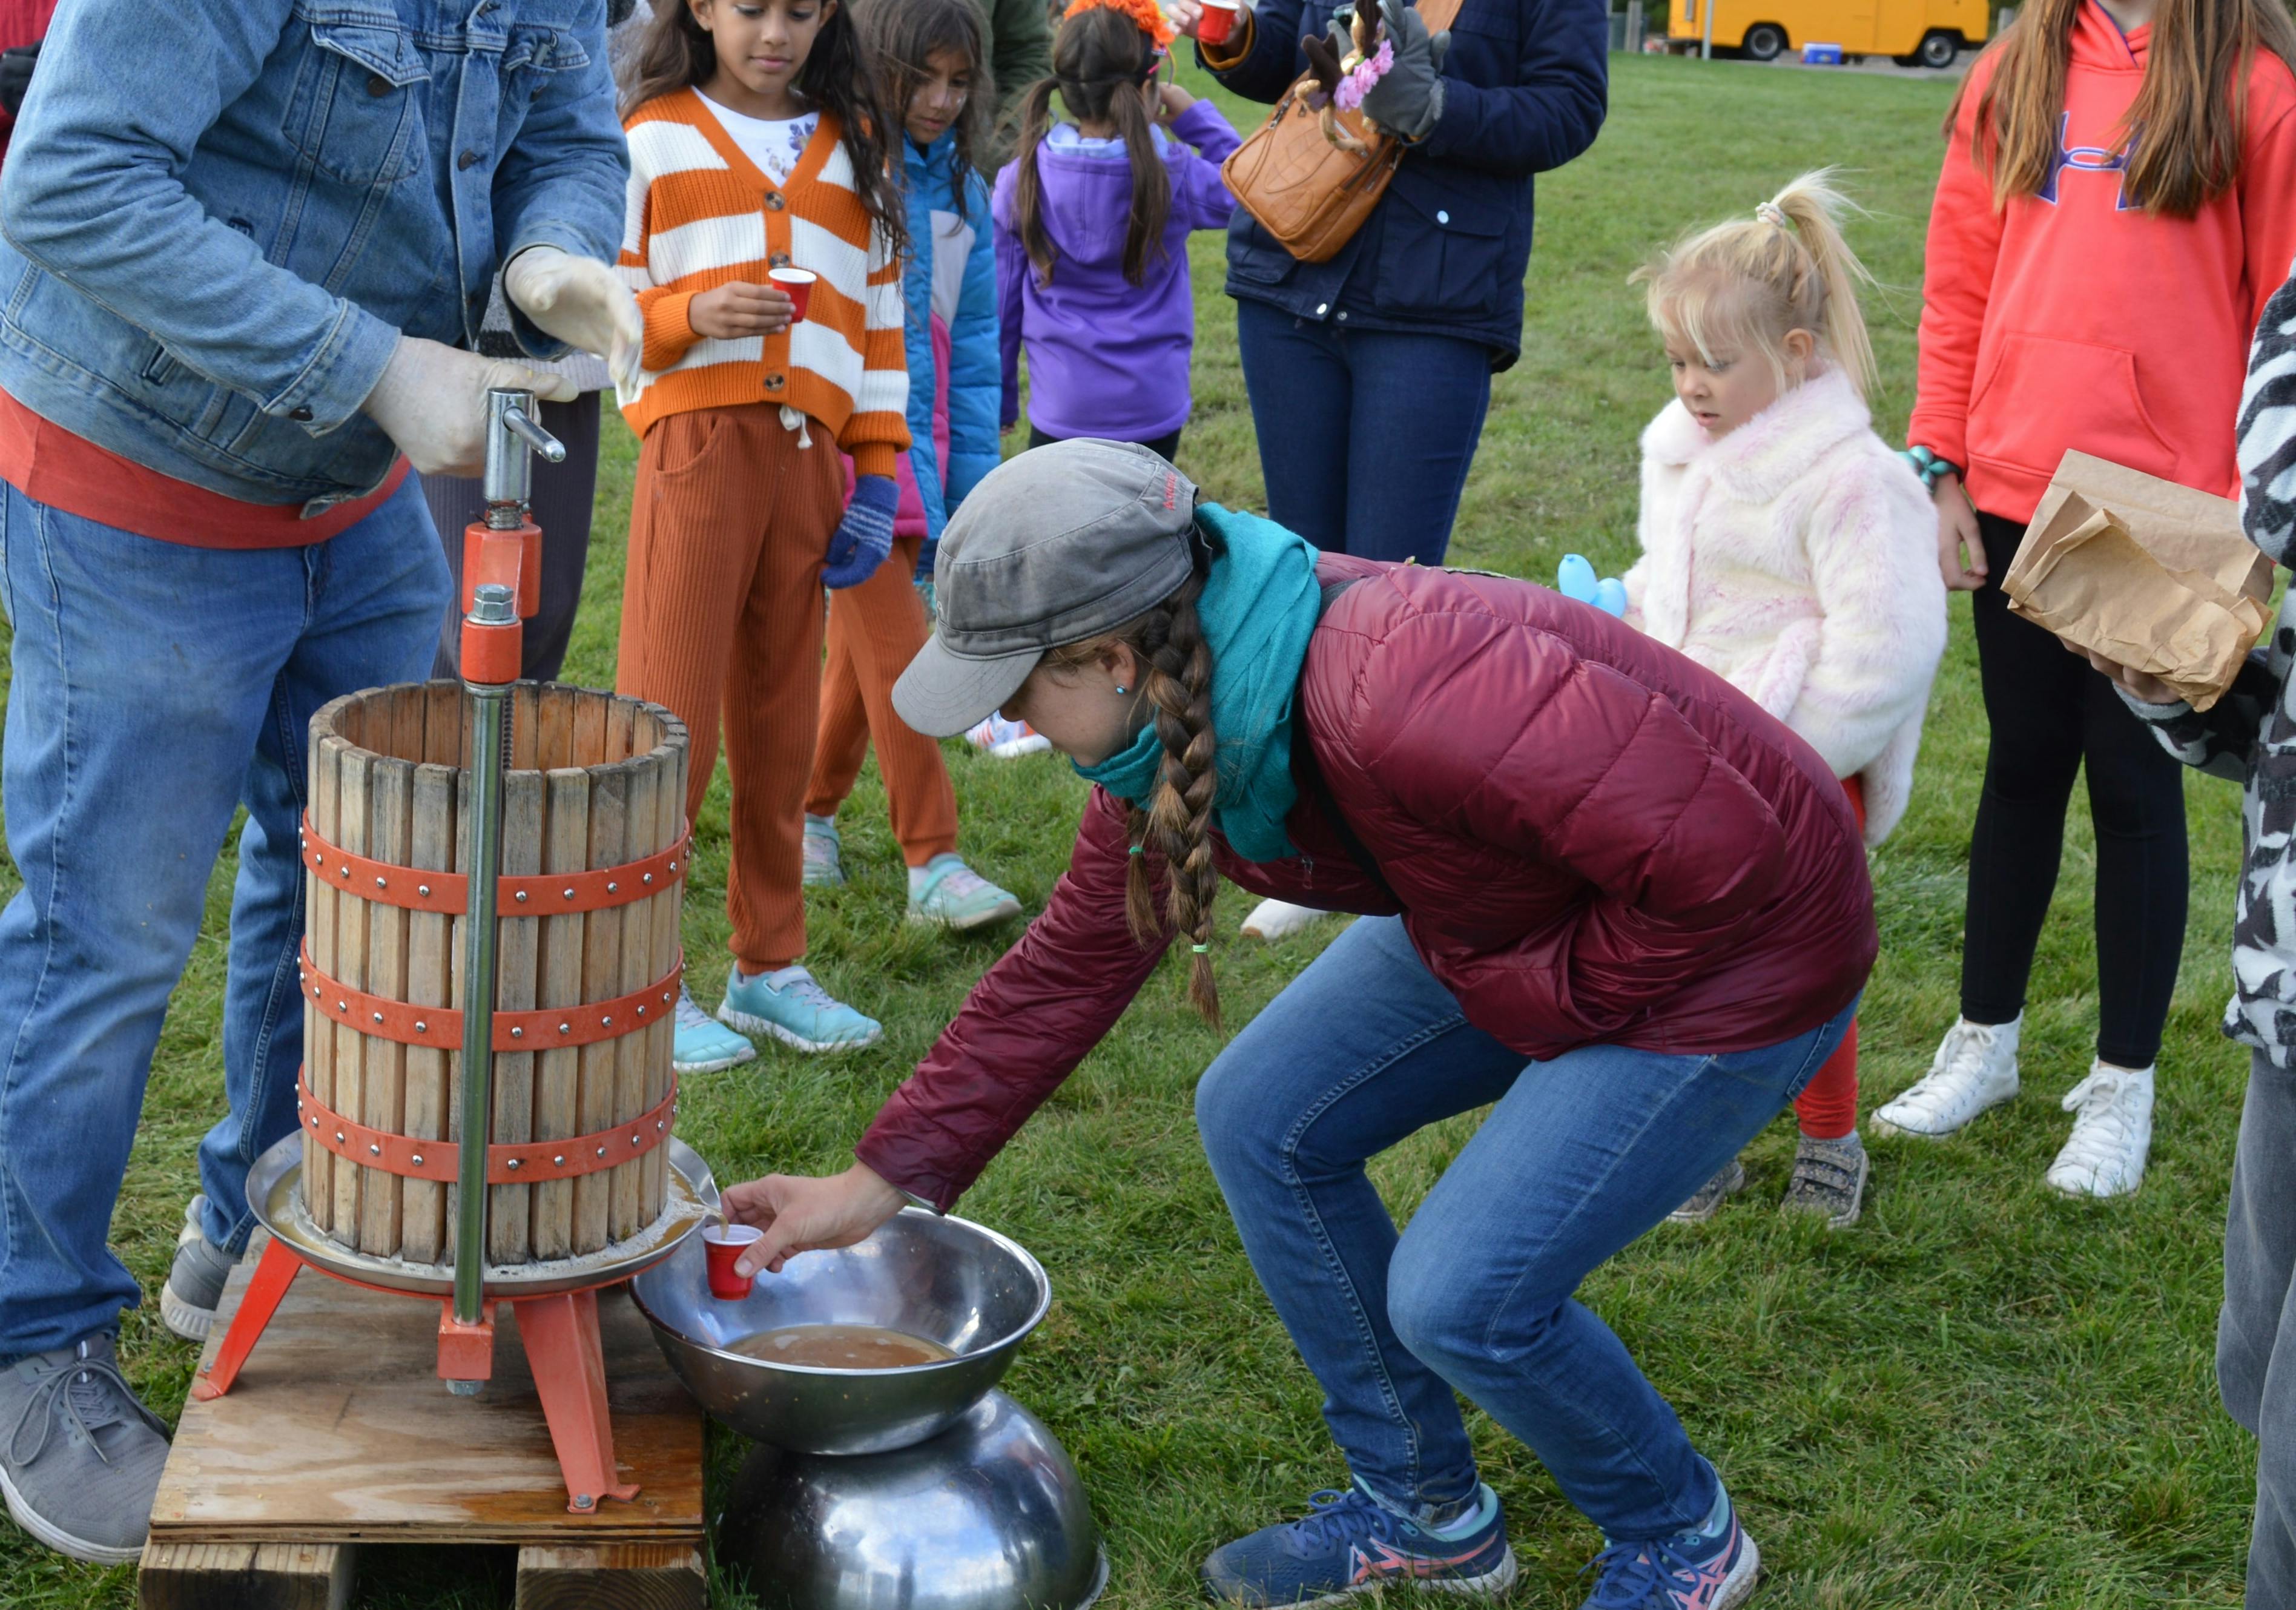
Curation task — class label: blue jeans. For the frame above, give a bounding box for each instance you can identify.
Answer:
[1195,916,1855,1541]
[0,479,447,1354]
[1232,298,1494,565]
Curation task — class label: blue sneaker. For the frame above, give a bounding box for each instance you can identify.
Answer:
[802,816,846,888]
[1200,1484,1515,1608]
[907,855,1022,931]
[718,965,882,1053]
[674,987,757,1074]
[1579,1505,1759,1610]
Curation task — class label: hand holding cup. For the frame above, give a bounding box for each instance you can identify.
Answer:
[688,280,796,339]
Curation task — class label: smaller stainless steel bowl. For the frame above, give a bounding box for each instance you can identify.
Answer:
[719,1390,1104,1610]
[629,1207,1050,1454]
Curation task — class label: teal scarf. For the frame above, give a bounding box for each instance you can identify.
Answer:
[1074,504,1322,863]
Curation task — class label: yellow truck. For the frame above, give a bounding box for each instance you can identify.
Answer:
[1668,0,1991,67]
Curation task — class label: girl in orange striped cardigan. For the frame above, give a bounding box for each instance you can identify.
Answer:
[618,0,912,1070]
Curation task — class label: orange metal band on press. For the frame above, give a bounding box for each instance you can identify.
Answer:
[295,1070,679,1185]
[298,812,690,915]
[299,939,684,1052]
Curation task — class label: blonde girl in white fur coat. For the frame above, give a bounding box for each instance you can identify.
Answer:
[1623,172,1947,1230]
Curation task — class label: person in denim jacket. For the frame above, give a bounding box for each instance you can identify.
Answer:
[0,0,632,1565]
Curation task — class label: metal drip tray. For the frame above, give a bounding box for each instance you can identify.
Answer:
[245,1132,718,1299]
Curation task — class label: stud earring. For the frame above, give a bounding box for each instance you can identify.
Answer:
[1115,684,1129,694]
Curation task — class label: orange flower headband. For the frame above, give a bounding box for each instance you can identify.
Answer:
[1061,0,1178,49]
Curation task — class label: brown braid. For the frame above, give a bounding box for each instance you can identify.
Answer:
[1043,575,1223,1027]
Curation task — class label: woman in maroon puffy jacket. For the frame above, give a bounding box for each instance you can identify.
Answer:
[722,441,1874,1609]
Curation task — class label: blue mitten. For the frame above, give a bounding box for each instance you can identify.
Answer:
[823,475,898,590]
[1557,554,1628,618]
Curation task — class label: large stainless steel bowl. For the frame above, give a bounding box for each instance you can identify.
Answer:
[628,1207,1050,1454]
[718,1390,1104,1610]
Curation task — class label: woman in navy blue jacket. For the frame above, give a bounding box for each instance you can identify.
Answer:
[1192,0,1607,563]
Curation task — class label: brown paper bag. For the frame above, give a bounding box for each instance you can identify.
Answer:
[2001,450,2272,711]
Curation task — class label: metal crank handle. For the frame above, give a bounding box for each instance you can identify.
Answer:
[501,406,566,464]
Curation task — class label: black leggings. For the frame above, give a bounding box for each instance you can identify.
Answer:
[1961,510,2188,1067]
[1028,424,1182,463]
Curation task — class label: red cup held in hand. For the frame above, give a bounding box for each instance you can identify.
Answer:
[704,1222,764,1299]
[1198,0,1240,45]
[768,267,817,323]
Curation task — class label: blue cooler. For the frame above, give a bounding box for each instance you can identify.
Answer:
[1801,41,1844,62]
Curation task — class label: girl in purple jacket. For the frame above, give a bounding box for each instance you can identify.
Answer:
[995,0,1239,461]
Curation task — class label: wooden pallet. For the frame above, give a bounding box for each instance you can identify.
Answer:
[141,1234,705,1609]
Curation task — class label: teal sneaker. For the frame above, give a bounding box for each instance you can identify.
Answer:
[907,855,1022,932]
[718,966,882,1053]
[802,816,846,888]
[675,987,757,1074]
[1200,1483,1515,1607]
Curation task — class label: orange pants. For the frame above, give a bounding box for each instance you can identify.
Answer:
[616,404,843,973]
[1793,775,1866,1141]
[805,534,959,866]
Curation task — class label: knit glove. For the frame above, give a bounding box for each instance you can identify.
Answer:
[823,475,898,590]
[360,336,577,477]
[503,245,644,392]
[1359,0,1448,141]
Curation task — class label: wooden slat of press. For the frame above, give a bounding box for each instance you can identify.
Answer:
[491,765,546,1264]
[512,680,541,773]
[357,757,414,1256]
[446,760,471,1240]
[532,771,589,1259]
[305,731,343,1234]
[644,713,690,1219]
[136,1539,355,1610]
[538,685,575,774]
[573,761,628,1256]
[400,763,457,1264]
[424,681,463,768]
[609,751,659,1242]
[329,742,373,1244]
[571,691,608,780]
[605,694,635,766]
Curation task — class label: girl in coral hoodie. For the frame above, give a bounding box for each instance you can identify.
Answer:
[1891,0,2296,1198]
[1623,173,1947,1231]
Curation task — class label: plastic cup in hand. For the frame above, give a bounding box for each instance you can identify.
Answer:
[768,267,817,323]
[704,1223,764,1299]
[1198,0,1240,44]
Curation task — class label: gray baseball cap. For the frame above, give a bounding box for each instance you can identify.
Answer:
[893,440,1199,738]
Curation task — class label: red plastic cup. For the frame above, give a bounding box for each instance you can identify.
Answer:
[768,267,817,323]
[703,1223,764,1299]
[1198,0,1239,45]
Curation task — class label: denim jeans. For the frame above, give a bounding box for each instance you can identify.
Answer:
[1232,298,1494,566]
[0,479,447,1354]
[2220,1049,2296,1608]
[1195,914,1854,1540]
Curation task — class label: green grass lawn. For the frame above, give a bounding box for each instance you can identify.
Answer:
[0,51,2262,1609]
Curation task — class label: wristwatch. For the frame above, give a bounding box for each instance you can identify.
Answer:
[1901,445,1962,492]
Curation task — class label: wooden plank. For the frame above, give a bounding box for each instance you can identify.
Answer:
[512,680,541,774]
[571,691,608,776]
[610,755,659,1244]
[644,713,690,1220]
[492,767,546,1265]
[138,1540,355,1610]
[514,1543,703,1610]
[424,681,463,769]
[359,759,414,1256]
[575,764,628,1256]
[401,763,457,1265]
[533,772,589,1261]
[329,747,372,1245]
[389,684,426,768]
[604,692,636,767]
[305,734,341,1236]
[537,685,574,774]
[148,1235,705,1546]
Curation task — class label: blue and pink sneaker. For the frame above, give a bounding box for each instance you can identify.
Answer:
[1579,1500,1760,1610]
[1199,1483,1516,1608]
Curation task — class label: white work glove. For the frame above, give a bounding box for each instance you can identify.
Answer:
[503,245,644,391]
[360,336,578,478]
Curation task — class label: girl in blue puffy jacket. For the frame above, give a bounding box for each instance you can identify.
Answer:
[804,0,1025,934]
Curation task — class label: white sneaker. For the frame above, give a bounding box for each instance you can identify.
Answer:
[2046,1060,2154,1198]
[965,713,1051,759]
[1239,898,1326,941]
[1873,1015,2021,1138]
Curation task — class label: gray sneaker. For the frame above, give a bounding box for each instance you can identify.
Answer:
[0,1333,171,1562]
[160,1196,236,1342]
[1667,1156,1747,1224]
[1781,1133,1870,1229]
